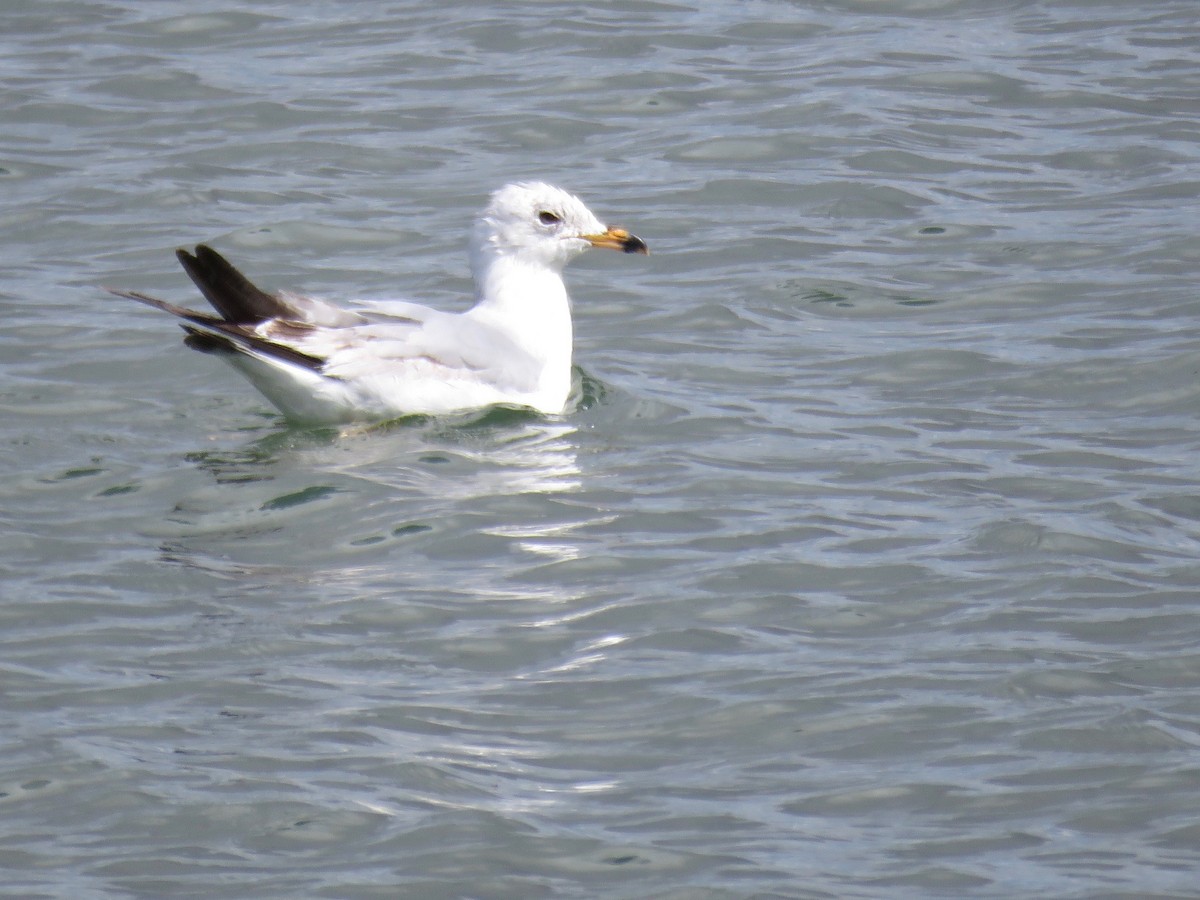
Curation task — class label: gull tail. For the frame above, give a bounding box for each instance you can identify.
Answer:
[109,245,325,370]
[110,245,377,423]
[107,284,325,372]
[174,244,293,324]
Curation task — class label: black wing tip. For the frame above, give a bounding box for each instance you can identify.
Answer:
[191,244,222,263]
[176,244,219,264]
[172,243,288,325]
[121,246,324,371]
[106,286,156,303]
[181,326,234,355]
[176,244,220,271]
[179,323,326,372]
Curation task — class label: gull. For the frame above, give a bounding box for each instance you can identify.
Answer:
[110,182,647,424]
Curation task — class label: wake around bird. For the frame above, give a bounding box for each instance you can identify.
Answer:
[111,182,647,425]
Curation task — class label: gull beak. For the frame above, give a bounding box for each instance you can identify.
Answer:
[584,226,649,255]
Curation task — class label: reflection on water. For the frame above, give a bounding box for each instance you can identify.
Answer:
[155,392,598,602]
[182,367,605,499]
[185,407,585,498]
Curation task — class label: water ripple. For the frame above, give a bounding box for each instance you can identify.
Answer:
[3,0,1200,896]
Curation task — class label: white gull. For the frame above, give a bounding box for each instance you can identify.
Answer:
[111,182,647,424]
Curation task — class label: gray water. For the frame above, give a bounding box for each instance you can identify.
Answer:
[3,1,1200,897]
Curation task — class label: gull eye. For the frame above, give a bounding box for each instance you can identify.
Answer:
[538,210,561,226]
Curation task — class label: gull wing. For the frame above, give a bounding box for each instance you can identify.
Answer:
[307,310,540,392]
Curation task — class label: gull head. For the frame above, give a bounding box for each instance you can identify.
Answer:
[472,182,647,271]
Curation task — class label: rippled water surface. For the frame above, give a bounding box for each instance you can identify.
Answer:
[4,1,1200,896]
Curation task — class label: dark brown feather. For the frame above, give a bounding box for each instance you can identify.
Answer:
[175,245,292,324]
[178,325,325,370]
[108,287,326,371]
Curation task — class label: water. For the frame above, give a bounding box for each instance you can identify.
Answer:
[3,1,1200,896]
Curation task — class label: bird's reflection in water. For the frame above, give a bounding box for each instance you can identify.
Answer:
[160,372,613,592]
